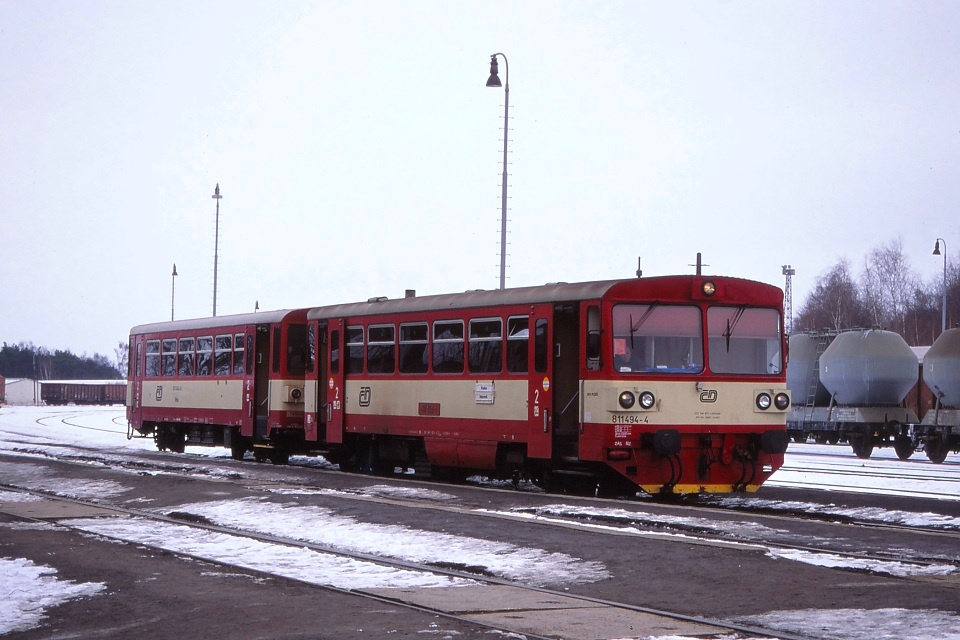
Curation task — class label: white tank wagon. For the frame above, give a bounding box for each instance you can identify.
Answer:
[787,329,920,459]
[915,328,960,463]
[785,332,836,443]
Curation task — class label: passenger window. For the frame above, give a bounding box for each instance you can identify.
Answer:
[399,323,428,374]
[239,334,249,375]
[433,320,464,374]
[178,338,195,376]
[145,340,160,377]
[346,326,364,374]
[367,324,395,374]
[161,339,177,377]
[196,336,213,376]
[506,317,529,373]
[469,318,502,374]
[215,335,232,375]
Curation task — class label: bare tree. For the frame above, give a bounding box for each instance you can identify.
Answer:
[795,259,869,331]
[114,340,129,378]
[860,238,918,334]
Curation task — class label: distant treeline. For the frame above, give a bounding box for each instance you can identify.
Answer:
[0,342,122,380]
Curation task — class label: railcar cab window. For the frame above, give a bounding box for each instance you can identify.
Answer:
[707,307,783,375]
[399,323,428,374]
[346,326,364,374]
[506,316,529,373]
[611,304,703,374]
[367,324,396,374]
[433,320,464,374]
[469,318,503,374]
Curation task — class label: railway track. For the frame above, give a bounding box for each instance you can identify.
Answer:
[1,484,806,640]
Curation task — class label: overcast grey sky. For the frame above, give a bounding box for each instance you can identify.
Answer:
[2,0,958,360]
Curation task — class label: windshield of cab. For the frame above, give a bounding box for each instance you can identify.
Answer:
[611,304,703,373]
[706,306,782,374]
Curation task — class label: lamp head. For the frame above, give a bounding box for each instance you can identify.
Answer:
[172,264,178,277]
[486,55,502,87]
[934,240,942,256]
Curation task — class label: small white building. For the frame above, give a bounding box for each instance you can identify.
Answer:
[2,378,41,405]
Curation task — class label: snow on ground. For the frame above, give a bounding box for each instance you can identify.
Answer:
[3,405,960,639]
[165,497,610,586]
[0,556,105,635]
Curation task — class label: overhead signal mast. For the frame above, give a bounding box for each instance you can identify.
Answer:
[782,265,795,335]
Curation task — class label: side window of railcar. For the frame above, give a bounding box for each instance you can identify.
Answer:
[215,335,232,375]
[330,329,340,375]
[432,320,464,374]
[161,339,177,377]
[273,327,282,374]
[506,317,529,373]
[367,324,396,374]
[346,326,364,374]
[534,319,548,373]
[611,304,703,373]
[307,324,316,374]
[135,342,142,378]
[243,334,252,375]
[145,340,159,377]
[287,324,308,376]
[196,336,212,376]
[706,307,782,375]
[469,318,502,374]
[178,338,195,376]
[399,323,428,374]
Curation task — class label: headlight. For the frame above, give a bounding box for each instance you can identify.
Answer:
[756,392,772,410]
[639,391,656,409]
[618,390,635,409]
[702,281,716,296]
[774,392,790,410]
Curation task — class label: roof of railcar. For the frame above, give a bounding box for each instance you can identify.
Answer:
[129,309,307,336]
[306,275,780,321]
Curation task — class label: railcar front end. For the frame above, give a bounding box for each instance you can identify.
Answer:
[583,277,790,494]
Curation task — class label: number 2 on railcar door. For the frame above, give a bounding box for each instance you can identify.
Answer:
[526,310,553,459]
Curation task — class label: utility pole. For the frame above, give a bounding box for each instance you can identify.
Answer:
[212,184,222,317]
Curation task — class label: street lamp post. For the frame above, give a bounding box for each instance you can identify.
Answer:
[934,238,947,333]
[486,53,509,290]
[212,184,222,316]
[171,263,178,321]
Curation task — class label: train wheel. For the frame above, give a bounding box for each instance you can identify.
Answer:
[850,436,873,460]
[926,437,950,464]
[269,450,290,465]
[230,442,247,461]
[894,436,916,461]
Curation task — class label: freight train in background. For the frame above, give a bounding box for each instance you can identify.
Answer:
[787,327,960,463]
[126,275,792,496]
[40,380,126,405]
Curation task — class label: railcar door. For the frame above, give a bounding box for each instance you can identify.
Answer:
[253,324,271,441]
[526,308,553,459]
[551,303,581,459]
[325,319,345,443]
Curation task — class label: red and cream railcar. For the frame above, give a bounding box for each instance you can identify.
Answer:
[126,309,309,463]
[304,276,790,494]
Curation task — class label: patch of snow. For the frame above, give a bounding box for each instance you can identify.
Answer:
[0,556,105,635]
[168,497,611,586]
[68,516,476,591]
[732,607,960,640]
